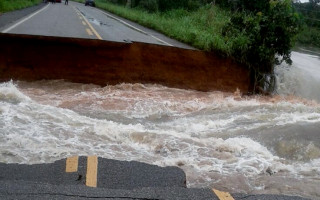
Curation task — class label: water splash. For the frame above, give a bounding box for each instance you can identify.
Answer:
[275,51,320,102]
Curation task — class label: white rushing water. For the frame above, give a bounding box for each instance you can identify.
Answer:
[0,50,320,199]
[276,50,320,102]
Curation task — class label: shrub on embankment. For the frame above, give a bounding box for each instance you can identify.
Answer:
[217,0,302,92]
[0,0,42,13]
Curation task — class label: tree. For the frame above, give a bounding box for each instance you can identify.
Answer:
[221,0,303,93]
[309,0,320,5]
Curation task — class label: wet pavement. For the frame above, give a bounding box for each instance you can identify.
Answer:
[0,157,311,200]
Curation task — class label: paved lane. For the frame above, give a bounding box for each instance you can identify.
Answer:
[1,1,193,48]
[73,2,168,45]
[0,157,310,200]
[3,3,96,39]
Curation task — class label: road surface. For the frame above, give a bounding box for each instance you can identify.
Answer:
[0,157,310,200]
[0,1,193,49]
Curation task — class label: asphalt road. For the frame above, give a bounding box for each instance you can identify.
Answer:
[0,1,193,49]
[0,157,311,200]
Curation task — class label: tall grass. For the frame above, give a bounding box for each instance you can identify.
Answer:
[296,27,320,48]
[0,0,42,13]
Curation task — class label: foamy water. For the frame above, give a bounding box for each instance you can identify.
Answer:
[276,51,320,102]
[1,78,320,199]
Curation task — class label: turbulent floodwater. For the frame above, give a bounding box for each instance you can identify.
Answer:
[1,51,320,199]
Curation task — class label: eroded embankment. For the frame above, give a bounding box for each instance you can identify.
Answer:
[0,33,250,93]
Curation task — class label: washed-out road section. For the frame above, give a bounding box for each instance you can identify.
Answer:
[0,3,313,200]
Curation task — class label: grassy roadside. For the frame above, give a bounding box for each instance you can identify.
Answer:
[73,0,232,55]
[0,0,42,13]
[296,27,320,48]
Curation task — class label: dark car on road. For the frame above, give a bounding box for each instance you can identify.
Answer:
[85,0,95,6]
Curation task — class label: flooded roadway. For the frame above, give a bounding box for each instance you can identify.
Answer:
[0,3,320,199]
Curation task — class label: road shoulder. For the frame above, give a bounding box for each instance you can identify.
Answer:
[0,3,47,31]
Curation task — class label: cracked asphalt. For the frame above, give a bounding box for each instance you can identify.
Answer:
[0,157,311,200]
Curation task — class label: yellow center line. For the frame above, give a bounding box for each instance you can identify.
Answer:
[212,189,235,200]
[66,156,79,173]
[86,28,93,36]
[78,11,102,40]
[71,6,102,40]
[86,156,98,187]
[82,21,87,26]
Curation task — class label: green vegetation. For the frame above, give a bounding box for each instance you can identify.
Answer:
[219,0,302,92]
[297,27,320,47]
[0,0,42,13]
[294,0,320,28]
[293,1,320,48]
[75,0,302,93]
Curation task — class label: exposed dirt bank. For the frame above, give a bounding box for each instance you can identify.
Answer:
[0,33,250,93]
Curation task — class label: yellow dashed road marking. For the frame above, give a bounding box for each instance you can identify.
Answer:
[78,12,102,39]
[86,156,98,187]
[212,189,235,200]
[86,28,93,36]
[72,6,102,40]
[82,21,86,26]
[66,156,79,172]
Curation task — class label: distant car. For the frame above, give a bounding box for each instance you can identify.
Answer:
[85,0,95,7]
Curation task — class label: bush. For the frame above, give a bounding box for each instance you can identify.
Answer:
[158,0,189,11]
[0,1,4,13]
[138,0,158,12]
[221,0,302,92]
[293,1,320,29]
[130,0,202,13]
[215,0,269,11]
[187,0,202,11]
[108,0,127,6]
[297,26,320,47]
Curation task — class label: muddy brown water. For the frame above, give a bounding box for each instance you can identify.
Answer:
[1,50,320,199]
